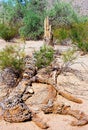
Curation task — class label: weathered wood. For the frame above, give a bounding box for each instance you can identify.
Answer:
[42,102,88,126]
[35,66,82,104]
[1,67,20,88]
[0,55,88,128]
[0,56,49,129]
[44,16,54,46]
[3,98,32,123]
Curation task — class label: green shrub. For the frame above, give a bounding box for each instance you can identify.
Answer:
[1,0,24,26]
[0,45,25,72]
[70,22,88,43]
[77,42,88,52]
[53,21,88,47]
[62,48,76,63]
[70,22,88,52]
[49,1,79,27]
[53,27,70,41]
[34,45,54,69]
[78,16,88,23]
[0,24,17,41]
[19,11,43,40]
[19,0,47,40]
[61,48,77,72]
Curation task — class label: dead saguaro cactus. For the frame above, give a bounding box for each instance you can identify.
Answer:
[44,16,54,46]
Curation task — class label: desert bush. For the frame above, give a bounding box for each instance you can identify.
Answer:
[19,0,47,40]
[0,24,17,41]
[0,0,47,40]
[53,21,88,47]
[78,16,88,23]
[48,1,79,27]
[70,22,88,43]
[70,22,88,52]
[34,45,54,69]
[53,27,70,42]
[19,11,43,40]
[0,45,25,72]
[62,48,76,64]
[1,0,24,25]
[49,1,81,43]
[77,42,88,52]
[60,48,77,72]
[48,0,88,48]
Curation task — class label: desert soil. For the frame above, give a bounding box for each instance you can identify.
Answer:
[0,39,88,130]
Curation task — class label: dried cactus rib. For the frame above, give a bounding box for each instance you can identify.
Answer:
[58,90,82,104]
[42,102,88,126]
[0,55,87,128]
[36,67,82,104]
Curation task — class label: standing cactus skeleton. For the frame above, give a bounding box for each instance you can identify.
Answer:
[44,16,54,46]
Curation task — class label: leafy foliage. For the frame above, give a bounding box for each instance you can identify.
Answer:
[1,0,24,25]
[53,27,70,42]
[60,48,77,73]
[49,0,88,51]
[19,0,47,40]
[0,45,25,72]
[48,1,79,27]
[0,0,28,40]
[0,0,47,40]
[62,48,76,63]
[0,0,88,45]
[70,22,88,52]
[70,22,88,43]
[0,24,17,41]
[53,21,88,49]
[19,11,43,40]
[34,45,54,69]
[77,42,88,52]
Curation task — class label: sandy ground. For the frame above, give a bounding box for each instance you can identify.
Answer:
[0,39,88,130]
